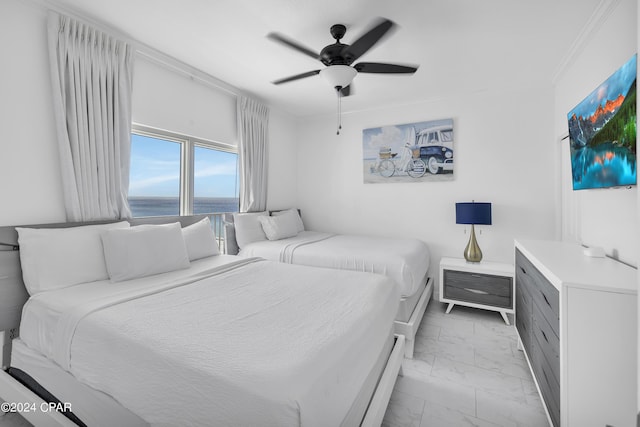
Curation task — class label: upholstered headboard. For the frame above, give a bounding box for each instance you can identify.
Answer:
[0,215,207,333]
[223,213,239,255]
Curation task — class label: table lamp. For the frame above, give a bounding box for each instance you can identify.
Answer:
[456,202,492,263]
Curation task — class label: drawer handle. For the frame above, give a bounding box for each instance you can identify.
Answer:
[519,266,526,275]
[464,288,489,295]
[541,329,549,343]
[541,290,552,308]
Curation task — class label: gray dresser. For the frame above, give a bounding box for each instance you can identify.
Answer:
[514,239,637,427]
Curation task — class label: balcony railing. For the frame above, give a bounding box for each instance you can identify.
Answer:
[205,212,229,254]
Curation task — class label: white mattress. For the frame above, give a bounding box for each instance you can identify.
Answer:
[239,231,430,297]
[396,277,428,323]
[20,255,240,359]
[18,255,399,427]
[10,338,147,427]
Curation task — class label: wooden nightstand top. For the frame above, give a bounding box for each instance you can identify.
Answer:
[440,257,514,277]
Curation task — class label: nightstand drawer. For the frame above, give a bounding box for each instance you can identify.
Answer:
[443,270,512,308]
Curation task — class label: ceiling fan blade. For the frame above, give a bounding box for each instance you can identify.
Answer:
[267,33,321,61]
[340,84,352,97]
[272,69,321,85]
[341,18,395,64]
[353,62,418,74]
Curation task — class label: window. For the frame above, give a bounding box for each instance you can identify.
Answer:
[128,133,182,217]
[193,145,239,215]
[128,126,239,218]
[441,129,453,142]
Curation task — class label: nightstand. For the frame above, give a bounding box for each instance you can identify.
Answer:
[439,257,514,324]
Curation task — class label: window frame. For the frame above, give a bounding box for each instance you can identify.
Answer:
[131,124,238,217]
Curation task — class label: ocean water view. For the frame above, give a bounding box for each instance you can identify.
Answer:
[128,197,239,218]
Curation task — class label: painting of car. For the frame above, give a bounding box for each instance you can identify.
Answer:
[363,118,454,183]
[414,124,454,174]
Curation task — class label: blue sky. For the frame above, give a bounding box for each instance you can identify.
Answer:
[128,134,238,198]
[568,54,636,119]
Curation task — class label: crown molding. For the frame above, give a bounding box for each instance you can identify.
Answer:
[552,0,622,83]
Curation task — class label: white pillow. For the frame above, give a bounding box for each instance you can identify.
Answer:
[258,215,298,241]
[272,209,304,232]
[182,217,220,261]
[17,221,130,295]
[101,222,190,282]
[232,211,268,249]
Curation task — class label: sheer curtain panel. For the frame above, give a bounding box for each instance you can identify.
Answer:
[237,96,269,213]
[47,12,134,221]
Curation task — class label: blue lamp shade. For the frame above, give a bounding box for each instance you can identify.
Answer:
[456,202,492,225]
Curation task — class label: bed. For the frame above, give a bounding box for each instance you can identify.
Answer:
[0,215,405,427]
[224,209,433,358]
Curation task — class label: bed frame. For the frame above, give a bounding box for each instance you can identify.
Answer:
[0,215,404,427]
[397,276,432,358]
[223,213,432,358]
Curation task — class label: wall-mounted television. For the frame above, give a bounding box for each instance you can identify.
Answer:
[567,54,637,190]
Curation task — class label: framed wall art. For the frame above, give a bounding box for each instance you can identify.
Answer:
[363,118,454,183]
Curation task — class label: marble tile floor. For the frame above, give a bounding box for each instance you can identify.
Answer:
[1,300,549,427]
[0,411,31,427]
[383,300,549,427]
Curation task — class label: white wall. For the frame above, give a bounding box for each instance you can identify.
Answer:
[295,86,557,293]
[267,109,299,210]
[554,0,638,266]
[0,0,299,227]
[0,0,66,225]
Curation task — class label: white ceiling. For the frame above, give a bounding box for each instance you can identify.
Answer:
[52,0,602,117]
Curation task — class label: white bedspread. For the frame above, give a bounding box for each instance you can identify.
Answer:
[19,255,399,427]
[239,231,430,297]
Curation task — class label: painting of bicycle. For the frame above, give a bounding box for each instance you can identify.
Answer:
[363,118,454,183]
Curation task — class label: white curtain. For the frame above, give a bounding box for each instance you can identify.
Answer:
[47,12,134,221]
[237,96,269,212]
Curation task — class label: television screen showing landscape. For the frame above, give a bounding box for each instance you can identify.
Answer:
[567,54,637,190]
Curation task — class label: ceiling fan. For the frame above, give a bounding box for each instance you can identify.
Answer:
[267,17,419,98]
[268,18,418,133]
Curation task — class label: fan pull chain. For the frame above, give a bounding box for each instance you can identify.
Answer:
[336,87,342,135]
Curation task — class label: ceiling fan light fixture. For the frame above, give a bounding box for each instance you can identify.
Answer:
[320,65,357,89]
[268,18,417,135]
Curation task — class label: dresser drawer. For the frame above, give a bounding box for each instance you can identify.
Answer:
[516,270,533,312]
[443,270,512,308]
[515,256,534,294]
[531,340,560,427]
[530,281,559,337]
[516,250,559,334]
[515,280,532,350]
[532,303,560,384]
